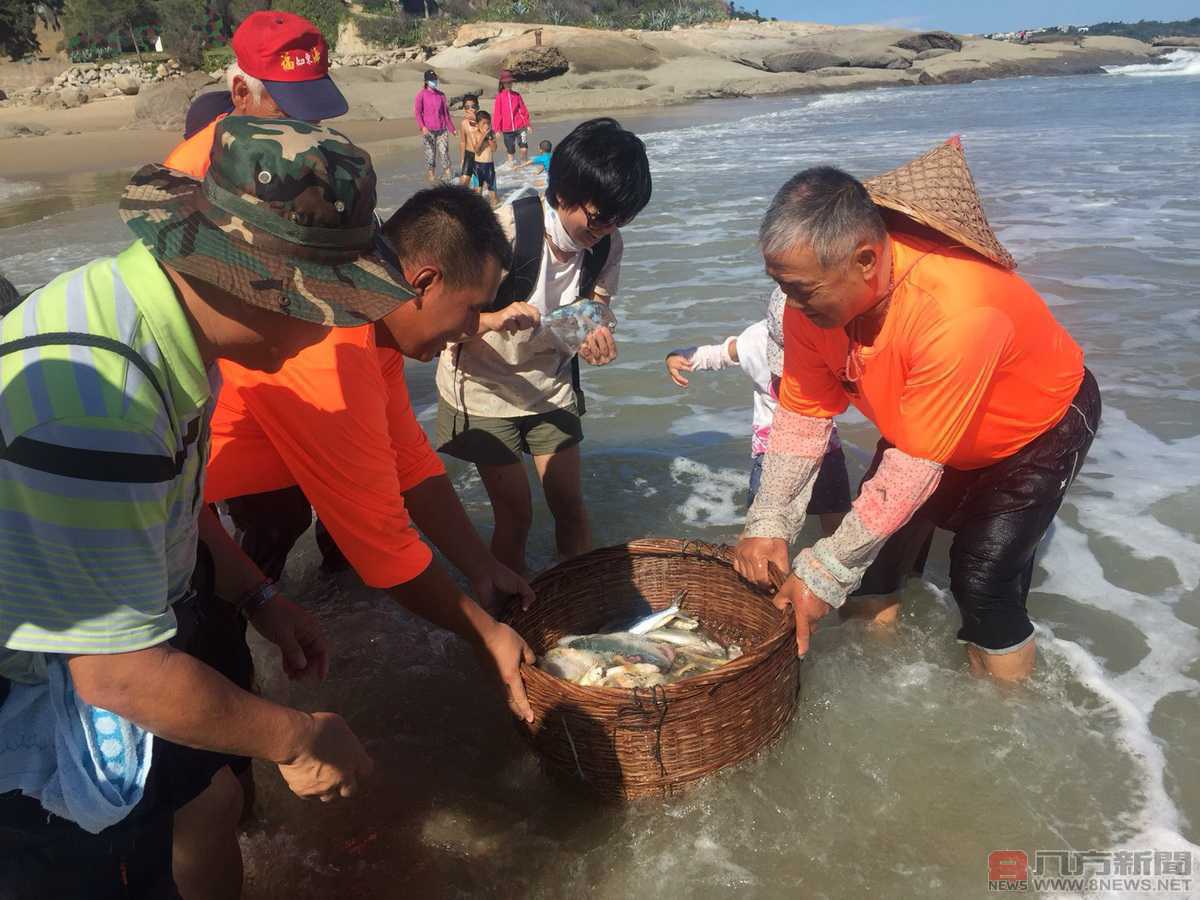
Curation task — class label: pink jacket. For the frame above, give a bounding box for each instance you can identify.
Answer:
[491,89,530,132]
[413,87,455,133]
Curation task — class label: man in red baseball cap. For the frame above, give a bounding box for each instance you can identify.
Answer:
[165,11,348,177]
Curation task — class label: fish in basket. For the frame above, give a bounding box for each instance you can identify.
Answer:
[539,591,744,688]
[502,538,802,801]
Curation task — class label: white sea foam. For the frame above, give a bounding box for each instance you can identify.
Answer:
[1105,49,1200,78]
[0,179,37,203]
[669,457,746,527]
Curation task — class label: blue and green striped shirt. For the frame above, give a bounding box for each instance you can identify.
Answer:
[0,241,214,684]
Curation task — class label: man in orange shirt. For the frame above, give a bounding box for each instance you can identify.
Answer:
[164,10,348,178]
[734,157,1100,681]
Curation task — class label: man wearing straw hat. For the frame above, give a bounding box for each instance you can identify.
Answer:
[734,139,1100,681]
[0,116,405,897]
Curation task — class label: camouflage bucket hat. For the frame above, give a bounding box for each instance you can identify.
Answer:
[765,286,785,378]
[120,117,413,326]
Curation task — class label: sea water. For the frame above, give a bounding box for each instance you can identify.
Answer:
[1,62,1199,898]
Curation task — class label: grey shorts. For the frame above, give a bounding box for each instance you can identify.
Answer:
[436,398,583,467]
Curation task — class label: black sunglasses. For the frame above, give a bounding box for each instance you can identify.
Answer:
[584,206,630,231]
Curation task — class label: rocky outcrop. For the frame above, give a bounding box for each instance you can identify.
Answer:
[501,46,569,81]
[4,59,184,109]
[894,30,962,53]
[846,47,915,69]
[132,72,217,131]
[916,48,956,60]
[1152,36,1200,47]
[114,74,141,95]
[763,49,848,73]
[57,87,88,108]
[0,123,49,138]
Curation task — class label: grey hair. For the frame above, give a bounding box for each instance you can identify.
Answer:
[226,62,264,102]
[759,166,886,268]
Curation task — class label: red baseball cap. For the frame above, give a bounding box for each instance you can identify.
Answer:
[498,68,515,83]
[231,11,348,121]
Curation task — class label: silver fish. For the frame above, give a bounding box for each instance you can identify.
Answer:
[642,628,728,656]
[563,633,676,670]
[628,590,688,635]
[667,614,700,631]
[538,647,606,683]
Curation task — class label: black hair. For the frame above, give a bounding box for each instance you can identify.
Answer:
[463,94,479,109]
[382,185,512,288]
[476,110,491,121]
[539,140,552,152]
[547,117,651,224]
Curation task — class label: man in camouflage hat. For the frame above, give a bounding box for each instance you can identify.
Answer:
[0,117,407,899]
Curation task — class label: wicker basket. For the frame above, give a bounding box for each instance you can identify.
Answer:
[503,538,801,800]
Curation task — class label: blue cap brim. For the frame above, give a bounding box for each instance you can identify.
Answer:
[262,75,349,122]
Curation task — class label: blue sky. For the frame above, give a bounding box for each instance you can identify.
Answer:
[750,2,1198,35]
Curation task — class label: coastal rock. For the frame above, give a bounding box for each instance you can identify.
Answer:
[501,46,569,81]
[133,72,216,131]
[762,49,848,73]
[845,47,915,69]
[453,25,503,48]
[58,87,88,108]
[894,30,962,53]
[916,48,956,60]
[115,74,141,95]
[0,89,5,102]
[1153,36,1200,47]
[0,122,49,138]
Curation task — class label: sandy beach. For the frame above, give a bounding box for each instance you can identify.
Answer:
[0,20,1162,185]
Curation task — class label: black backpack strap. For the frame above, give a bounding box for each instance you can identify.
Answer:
[490,194,544,311]
[579,234,612,300]
[0,332,188,482]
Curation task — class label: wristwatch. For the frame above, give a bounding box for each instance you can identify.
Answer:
[236,579,279,619]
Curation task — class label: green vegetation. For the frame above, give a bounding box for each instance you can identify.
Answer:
[1,0,45,59]
[1052,18,1200,41]
[353,11,422,48]
[271,0,345,44]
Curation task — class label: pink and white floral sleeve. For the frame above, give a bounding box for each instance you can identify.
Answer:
[742,407,834,541]
[794,447,943,607]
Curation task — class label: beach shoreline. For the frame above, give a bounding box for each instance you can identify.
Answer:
[0,20,1166,187]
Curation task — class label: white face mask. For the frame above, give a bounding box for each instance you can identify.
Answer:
[426,79,438,89]
[544,199,584,254]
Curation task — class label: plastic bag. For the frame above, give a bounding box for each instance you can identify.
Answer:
[540,298,617,355]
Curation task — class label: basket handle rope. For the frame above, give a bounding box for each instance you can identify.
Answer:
[615,684,670,777]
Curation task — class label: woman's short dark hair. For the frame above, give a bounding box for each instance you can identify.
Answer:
[382,186,511,288]
[547,117,652,225]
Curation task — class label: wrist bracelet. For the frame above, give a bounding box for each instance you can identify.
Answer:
[237,579,279,619]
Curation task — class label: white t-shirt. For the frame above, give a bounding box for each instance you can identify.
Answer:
[436,198,624,417]
[731,321,776,456]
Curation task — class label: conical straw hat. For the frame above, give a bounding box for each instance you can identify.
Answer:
[864,136,1016,270]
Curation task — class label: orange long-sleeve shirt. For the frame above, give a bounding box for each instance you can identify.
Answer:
[779,232,1084,469]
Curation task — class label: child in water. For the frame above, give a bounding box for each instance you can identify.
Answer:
[472,110,498,204]
[665,289,851,535]
[457,95,482,187]
[522,139,553,173]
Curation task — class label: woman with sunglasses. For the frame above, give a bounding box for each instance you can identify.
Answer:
[434,118,653,576]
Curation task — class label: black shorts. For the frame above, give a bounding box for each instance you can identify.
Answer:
[0,545,248,900]
[0,771,178,899]
[748,444,852,516]
[475,161,496,191]
[502,129,527,154]
[854,368,1101,653]
[461,150,476,179]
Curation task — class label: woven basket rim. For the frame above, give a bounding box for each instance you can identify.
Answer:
[516,537,795,698]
